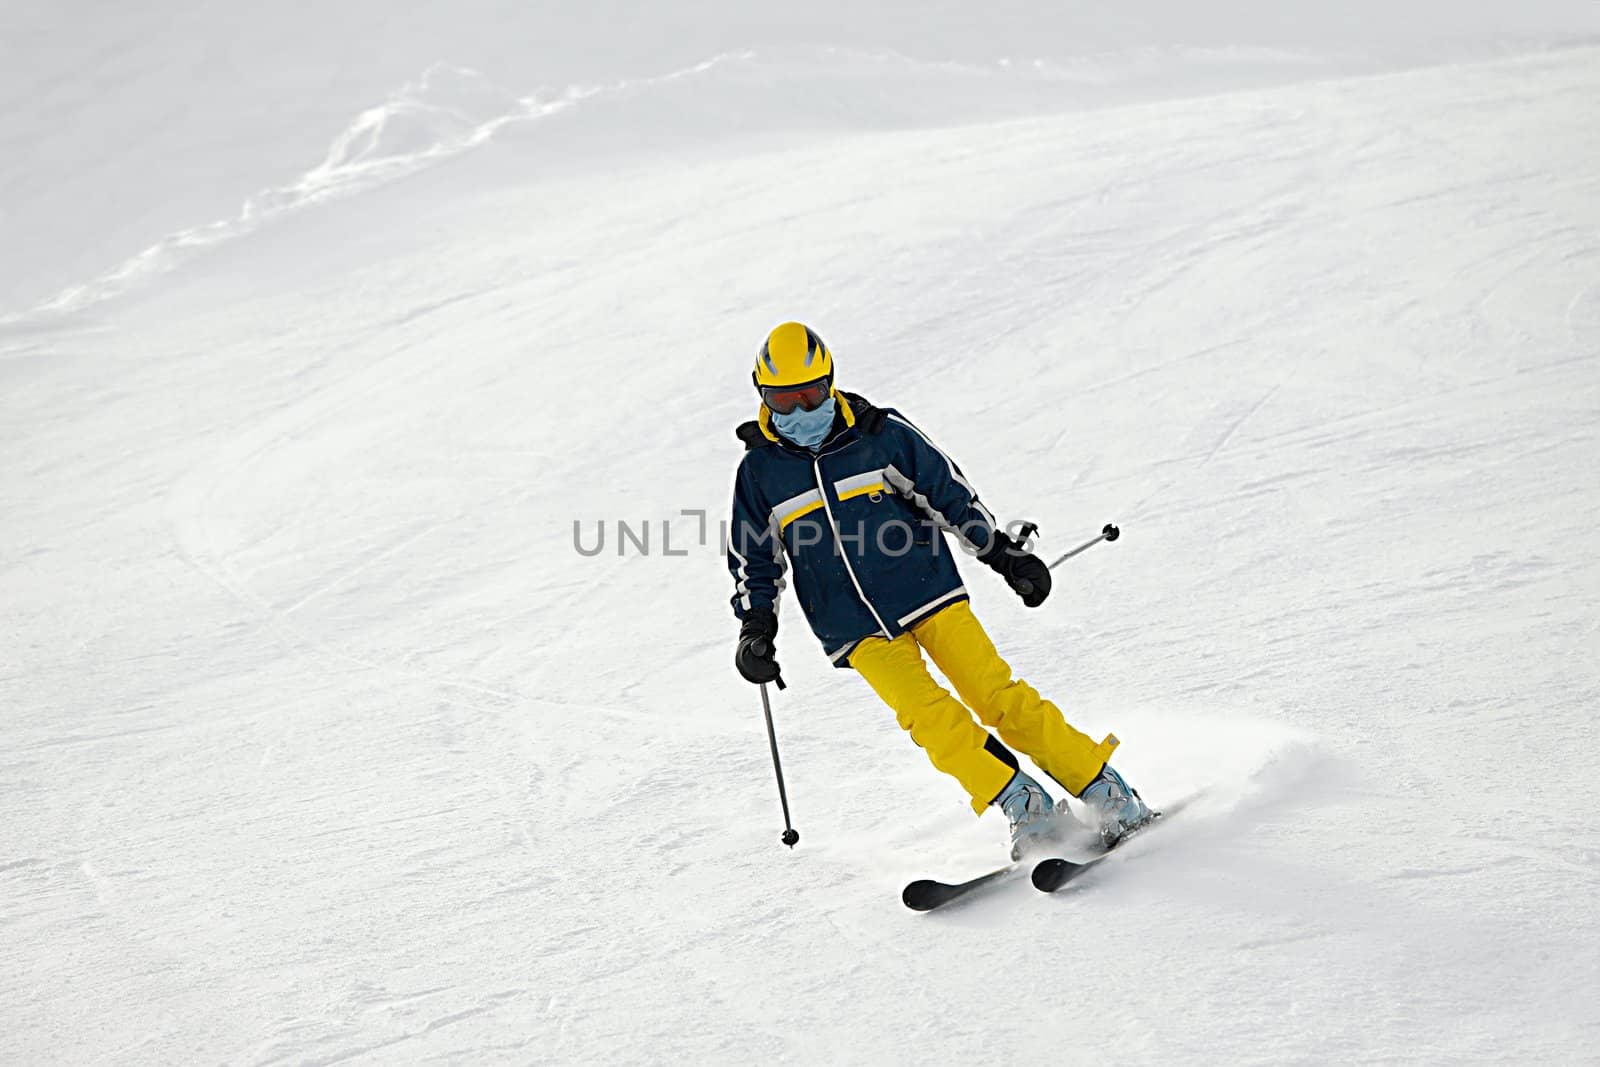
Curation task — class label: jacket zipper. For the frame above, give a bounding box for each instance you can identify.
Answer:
[813,456,890,637]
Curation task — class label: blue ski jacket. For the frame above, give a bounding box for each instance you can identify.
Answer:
[727,392,1001,667]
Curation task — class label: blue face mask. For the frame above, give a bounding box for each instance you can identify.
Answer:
[772,395,837,450]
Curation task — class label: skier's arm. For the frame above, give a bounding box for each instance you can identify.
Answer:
[879,412,1001,555]
[882,412,1051,606]
[727,461,786,620]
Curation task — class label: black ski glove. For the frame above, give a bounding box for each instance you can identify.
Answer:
[979,532,1052,608]
[735,609,783,685]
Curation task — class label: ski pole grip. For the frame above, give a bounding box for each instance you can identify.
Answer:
[750,639,786,690]
[1013,521,1039,597]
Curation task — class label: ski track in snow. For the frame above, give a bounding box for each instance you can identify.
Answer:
[3,35,1599,1066]
[0,43,1364,332]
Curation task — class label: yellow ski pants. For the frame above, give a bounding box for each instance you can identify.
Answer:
[851,600,1118,814]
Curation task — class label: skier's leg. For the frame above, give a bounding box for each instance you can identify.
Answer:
[851,631,1019,814]
[912,600,1118,797]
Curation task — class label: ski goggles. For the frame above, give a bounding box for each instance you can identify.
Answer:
[759,376,833,415]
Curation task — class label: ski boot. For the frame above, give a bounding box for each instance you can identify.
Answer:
[997,770,1070,861]
[1080,763,1155,848]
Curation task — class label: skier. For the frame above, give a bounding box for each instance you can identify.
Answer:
[727,322,1153,858]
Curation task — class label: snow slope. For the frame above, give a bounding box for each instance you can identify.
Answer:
[5,0,1598,317]
[4,5,1599,1064]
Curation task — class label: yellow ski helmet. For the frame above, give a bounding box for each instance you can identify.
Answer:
[754,322,833,388]
[753,322,835,414]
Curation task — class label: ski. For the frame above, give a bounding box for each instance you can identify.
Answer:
[1030,853,1107,893]
[1029,790,1203,894]
[903,818,1096,911]
[907,793,1203,909]
[902,863,1017,911]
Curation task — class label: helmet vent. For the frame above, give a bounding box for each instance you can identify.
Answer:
[804,327,824,367]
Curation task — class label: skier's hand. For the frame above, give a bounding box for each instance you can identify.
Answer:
[980,533,1052,608]
[735,609,783,684]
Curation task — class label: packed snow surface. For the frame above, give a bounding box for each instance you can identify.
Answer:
[3,3,1599,1063]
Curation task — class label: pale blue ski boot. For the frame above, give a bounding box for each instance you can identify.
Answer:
[1080,764,1154,847]
[997,770,1067,861]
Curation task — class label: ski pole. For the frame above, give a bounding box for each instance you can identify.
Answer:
[1011,522,1121,598]
[757,677,800,849]
[1044,522,1121,570]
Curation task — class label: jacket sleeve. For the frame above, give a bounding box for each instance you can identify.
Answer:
[727,458,786,620]
[879,411,1000,554]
